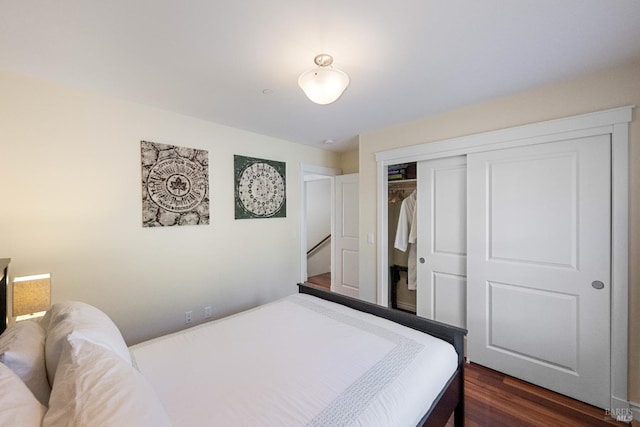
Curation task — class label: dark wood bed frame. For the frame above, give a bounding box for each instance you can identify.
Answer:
[0,264,463,424]
[0,258,10,335]
[298,283,466,427]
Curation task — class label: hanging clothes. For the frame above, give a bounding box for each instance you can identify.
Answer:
[388,189,406,267]
[394,190,417,290]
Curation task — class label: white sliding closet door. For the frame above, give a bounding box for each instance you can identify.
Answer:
[467,135,611,408]
[416,156,467,328]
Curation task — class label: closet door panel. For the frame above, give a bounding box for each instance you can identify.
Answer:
[433,272,466,328]
[416,156,466,324]
[489,153,576,266]
[433,167,467,256]
[467,135,611,409]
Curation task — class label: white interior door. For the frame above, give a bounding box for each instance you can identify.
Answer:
[416,156,467,328]
[467,135,611,408]
[333,173,359,297]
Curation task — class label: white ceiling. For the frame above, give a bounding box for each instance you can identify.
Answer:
[2,1,640,152]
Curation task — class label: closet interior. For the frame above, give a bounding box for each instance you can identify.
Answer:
[387,162,417,313]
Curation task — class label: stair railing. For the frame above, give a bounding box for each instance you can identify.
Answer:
[307,234,331,256]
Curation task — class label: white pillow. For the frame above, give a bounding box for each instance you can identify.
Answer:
[0,320,50,406]
[0,362,46,426]
[43,301,131,385]
[43,332,171,427]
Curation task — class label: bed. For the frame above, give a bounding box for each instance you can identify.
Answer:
[0,283,466,426]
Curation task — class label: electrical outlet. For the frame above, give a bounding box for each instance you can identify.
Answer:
[185,310,193,324]
[204,306,212,319]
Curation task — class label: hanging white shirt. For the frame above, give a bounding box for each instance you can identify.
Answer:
[394,190,416,251]
[394,190,417,290]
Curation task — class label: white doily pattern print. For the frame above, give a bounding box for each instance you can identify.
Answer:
[235,156,286,219]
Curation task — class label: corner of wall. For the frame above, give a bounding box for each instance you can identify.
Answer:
[339,140,360,174]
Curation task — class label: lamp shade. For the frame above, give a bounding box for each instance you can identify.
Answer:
[12,274,51,317]
[298,54,350,105]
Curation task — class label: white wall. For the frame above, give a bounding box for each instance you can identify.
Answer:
[305,179,331,277]
[0,70,340,344]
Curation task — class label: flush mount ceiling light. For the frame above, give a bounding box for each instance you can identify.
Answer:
[298,54,350,105]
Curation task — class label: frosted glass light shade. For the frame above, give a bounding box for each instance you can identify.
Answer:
[298,66,350,105]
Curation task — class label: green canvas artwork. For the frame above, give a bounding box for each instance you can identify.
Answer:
[234,155,286,219]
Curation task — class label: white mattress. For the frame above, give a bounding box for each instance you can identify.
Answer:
[130,293,457,427]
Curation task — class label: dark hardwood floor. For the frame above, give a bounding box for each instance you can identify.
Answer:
[447,363,627,427]
[305,272,331,291]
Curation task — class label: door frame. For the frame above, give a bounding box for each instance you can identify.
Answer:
[375,106,632,412]
[300,164,341,284]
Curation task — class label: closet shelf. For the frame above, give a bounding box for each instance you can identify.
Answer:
[388,179,416,187]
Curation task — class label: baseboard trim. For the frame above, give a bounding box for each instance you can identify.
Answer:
[608,399,637,424]
[629,401,639,423]
[396,301,416,313]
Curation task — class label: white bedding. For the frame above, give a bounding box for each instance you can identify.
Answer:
[130,293,457,427]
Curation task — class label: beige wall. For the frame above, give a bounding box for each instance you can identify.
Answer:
[358,60,640,403]
[340,146,360,174]
[0,70,340,344]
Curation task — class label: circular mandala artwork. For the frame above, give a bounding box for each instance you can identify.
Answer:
[147,157,207,212]
[237,162,285,217]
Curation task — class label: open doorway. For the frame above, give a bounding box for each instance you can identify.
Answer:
[305,176,332,290]
[300,165,340,290]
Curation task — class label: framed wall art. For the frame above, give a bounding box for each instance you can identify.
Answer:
[141,140,209,227]
[234,155,286,219]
